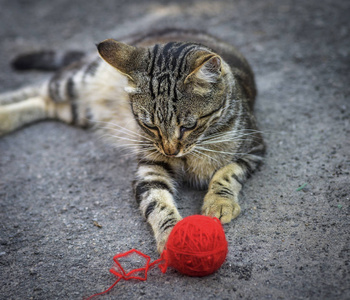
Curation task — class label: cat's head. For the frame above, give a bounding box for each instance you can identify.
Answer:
[98,39,231,157]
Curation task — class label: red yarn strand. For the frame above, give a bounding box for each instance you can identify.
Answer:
[85,277,122,300]
[85,249,165,299]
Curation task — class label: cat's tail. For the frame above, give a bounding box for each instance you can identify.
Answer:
[11,50,85,71]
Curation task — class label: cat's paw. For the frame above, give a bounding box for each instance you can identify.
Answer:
[0,106,13,136]
[201,194,241,223]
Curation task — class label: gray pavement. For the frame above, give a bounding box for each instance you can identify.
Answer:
[0,0,349,299]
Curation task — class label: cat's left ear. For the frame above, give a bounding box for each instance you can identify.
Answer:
[185,54,222,84]
[97,39,145,80]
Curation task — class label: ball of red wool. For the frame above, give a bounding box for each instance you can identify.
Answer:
[163,215,228,277]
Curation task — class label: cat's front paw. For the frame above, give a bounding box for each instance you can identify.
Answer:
[201,194,241,223]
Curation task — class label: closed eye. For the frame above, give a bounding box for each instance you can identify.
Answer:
[143,122,158,130]
[179,122,197,139]
[199,103,224,119]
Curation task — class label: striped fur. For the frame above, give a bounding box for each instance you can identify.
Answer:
[0,29,264,253]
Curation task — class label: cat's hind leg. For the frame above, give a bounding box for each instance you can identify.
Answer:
[0,96,50,136]
[0,82,79,136]
[0,62,93,136]
[0,85,44,105]
[0,82,52,135]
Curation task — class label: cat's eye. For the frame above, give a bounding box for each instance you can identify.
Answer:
[179,122,197,139]
[143,122,157,130]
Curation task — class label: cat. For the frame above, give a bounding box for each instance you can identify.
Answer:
[0,29,265,253]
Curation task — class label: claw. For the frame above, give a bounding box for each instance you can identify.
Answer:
[202,195,241,224]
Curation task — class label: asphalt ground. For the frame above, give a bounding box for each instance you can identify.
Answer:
[0,0,349,299]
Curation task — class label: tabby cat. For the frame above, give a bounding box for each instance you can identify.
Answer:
[0,29,264,253]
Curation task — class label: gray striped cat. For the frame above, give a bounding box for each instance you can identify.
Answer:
[0,29,264,253]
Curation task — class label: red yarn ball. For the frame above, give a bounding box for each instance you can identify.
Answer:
[161,215,228,277]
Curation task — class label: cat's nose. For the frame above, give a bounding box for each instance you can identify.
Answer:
[162,139,181,156]
[164,148,179,157]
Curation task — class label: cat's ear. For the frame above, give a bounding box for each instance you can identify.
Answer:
[185,54,222,84]
[97,39,143,79]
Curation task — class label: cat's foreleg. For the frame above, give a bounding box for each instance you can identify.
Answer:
[202,163,243,223]
[202,157,261,223]
[134,161,182,253]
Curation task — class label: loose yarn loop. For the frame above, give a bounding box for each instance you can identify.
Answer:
[161,215,228,276]
[85,249,164,300]
[86,215,228,299]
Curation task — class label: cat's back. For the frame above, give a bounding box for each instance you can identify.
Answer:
[122,28,256,102]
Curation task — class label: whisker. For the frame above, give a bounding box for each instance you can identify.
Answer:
[111,143,155,149]
[199,138,248,145]
[98,125,145,141]
[193,149,220,165]
[196,146,237,156]
[104,134,151,144]
[188,151,204,162]
[201,130,262,142]
[93,120,153,142]
[195,145,264,161]
[141,149,160,161]
[113,143,158,158]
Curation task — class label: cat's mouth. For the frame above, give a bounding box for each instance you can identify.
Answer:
[161,149,184,158]
[158,141,185,158]
[158,144,196,158]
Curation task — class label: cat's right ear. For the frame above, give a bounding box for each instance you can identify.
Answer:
[97,39,143,80]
